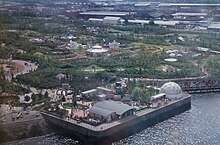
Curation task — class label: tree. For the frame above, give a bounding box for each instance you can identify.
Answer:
[139,93,151,105]
[33,75,40,88]
[39,92,43,100]
[44,91,48,98]
[24,95,30,102]
[149,20,155,26]
[62,95,66,102]
[131,87,141,101]
[124,19,128,25]
[91,65,96,73]
[31,93,36,102]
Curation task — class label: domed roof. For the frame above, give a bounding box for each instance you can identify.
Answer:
[160,82,182,96]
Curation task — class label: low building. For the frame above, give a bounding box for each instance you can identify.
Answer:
[89,18,103,23]
[208,23,220,32]
[60,32,76,40]
[134,3,151,7]
[67,40,78,49]
[128,19,179,27]
[81,89,97,99]
[81,87,114,99]
[89,106,116,122]
[214,15,220,22]
[98,94,106,101]
[106,94,115,100]
[151,93,166,101]
[122,95,131,102]
[56,73,65,81]
[62,83,70,90]
[103,16,122,25]
[65,95,73,103]
[172,12,207,21]
[97,87,114,95]
[109,40,120,49]
[86,45,108,57]
[88,101,135,122]
[80,11,136,19]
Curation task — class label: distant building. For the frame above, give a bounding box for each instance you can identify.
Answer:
[81,86,114,99]
[88,100,135,122]
[56,73,65,81]
[81,89,97,99]
[60,32,76,40]
[158,3,220,8]
[65,95,73,103]
[67,40,78,49]
[103,16,123,25]
[109,40,120,49]
[122,95,131,102]
[62,83,70,90]
[97,87,114,95]
[0,8,10,15]
[89,18,103,23]
[80,11,136,19]
[128,19,179,27]
[214,15,220,22]
[29,38,44,43]
[134,3,151,7]
[172,12,207,21]
[208,23,220,32]
[98,94,106,101]
[149,12,173,20]
[86,45,108,57]
[89,17,124,25]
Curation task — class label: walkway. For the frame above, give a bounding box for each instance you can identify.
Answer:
[3,59,38,81]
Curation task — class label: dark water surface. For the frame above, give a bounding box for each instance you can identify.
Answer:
[4,94,220,145]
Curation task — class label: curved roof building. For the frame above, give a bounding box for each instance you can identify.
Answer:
[160,82,183,99]
[89,100,135,122]
[87,45,108,57]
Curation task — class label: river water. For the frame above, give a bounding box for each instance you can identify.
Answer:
[4,94,220,145]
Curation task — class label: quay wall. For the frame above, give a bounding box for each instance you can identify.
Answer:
[42,96,191,144]
[0,117,52,144]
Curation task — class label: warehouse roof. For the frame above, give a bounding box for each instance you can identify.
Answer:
[94,101,134,116]
[103,16,121,21]
[128,19,179,26]
[208,23,220,29]
[172,13,207,16]
[81,89,97,95]
[89,18,103,22]
[89,106,115,117]
[159,3,220,7]
[80,11,135,16]
[134,3,150,7]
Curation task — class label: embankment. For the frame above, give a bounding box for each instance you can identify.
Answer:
[0,117,52,144]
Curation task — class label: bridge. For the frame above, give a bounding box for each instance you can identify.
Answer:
[176,80,220,94]
[126,77,220,94]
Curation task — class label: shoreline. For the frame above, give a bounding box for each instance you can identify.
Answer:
[0,114,52,144]
[2,133,56,145]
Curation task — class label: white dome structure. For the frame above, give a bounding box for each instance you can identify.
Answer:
[160,82,182,99]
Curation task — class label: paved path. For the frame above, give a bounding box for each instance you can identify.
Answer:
[4,59,38,81]
[2,59,39,103]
